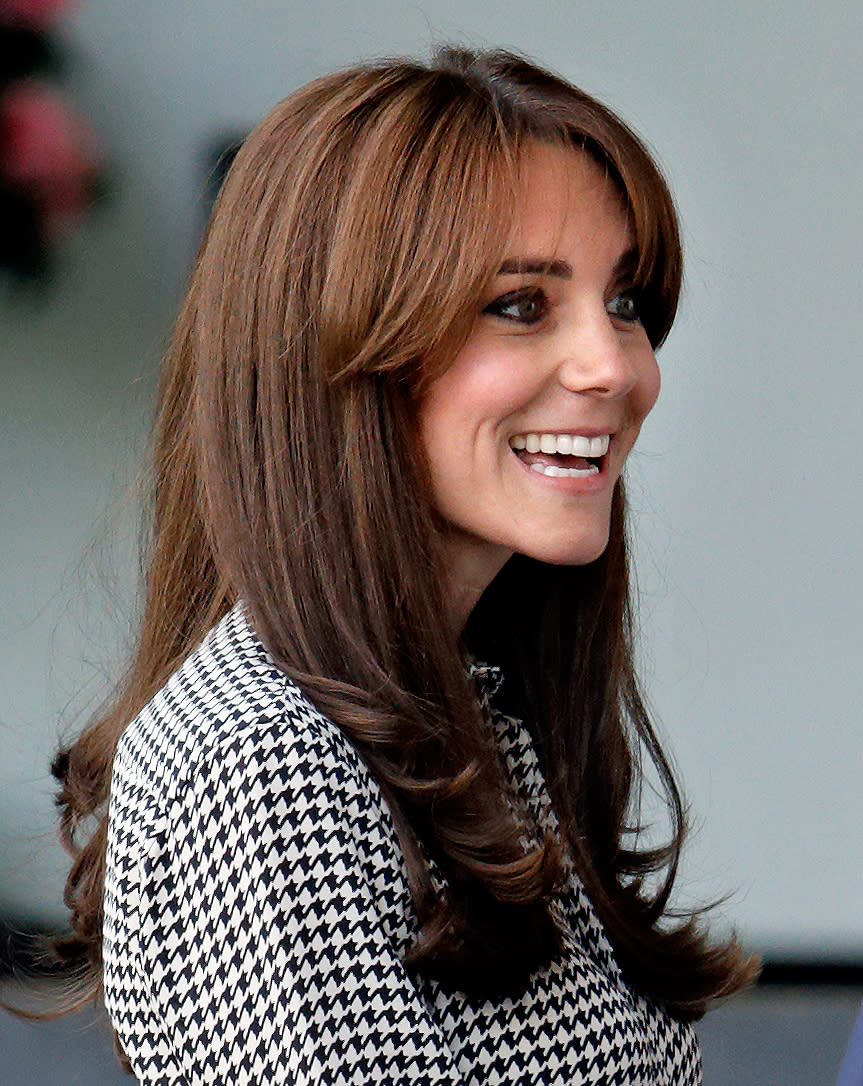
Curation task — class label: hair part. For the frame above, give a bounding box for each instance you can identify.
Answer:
[52,45,756,1018]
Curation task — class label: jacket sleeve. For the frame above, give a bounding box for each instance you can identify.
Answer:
[134,693,464,1086]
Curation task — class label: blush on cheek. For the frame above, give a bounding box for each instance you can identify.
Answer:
[641,355,661,417]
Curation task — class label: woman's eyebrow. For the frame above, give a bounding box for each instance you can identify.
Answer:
[496,247,639,281]
[497,258,573,279]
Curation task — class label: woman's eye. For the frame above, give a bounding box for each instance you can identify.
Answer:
[607,291,641,323]
[483,287,548,325]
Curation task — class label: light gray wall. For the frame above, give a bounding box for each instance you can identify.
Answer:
[2,0,861,958]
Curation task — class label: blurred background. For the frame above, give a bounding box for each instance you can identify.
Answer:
[1,0,861,1081]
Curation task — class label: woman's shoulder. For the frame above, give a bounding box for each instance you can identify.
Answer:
[111,602,372,820]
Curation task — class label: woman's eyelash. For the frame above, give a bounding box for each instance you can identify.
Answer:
[607,290,641,323]
[483,287,548,325]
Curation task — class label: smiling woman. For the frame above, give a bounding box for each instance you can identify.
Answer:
[50,47,757,1085]
[419,144,661,620]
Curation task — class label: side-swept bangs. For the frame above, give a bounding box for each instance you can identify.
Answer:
[203,49,680,416]
[428,48,682,349]
[204,64,521,398]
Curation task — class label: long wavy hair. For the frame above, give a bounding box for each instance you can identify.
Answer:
[53,46,756,1017]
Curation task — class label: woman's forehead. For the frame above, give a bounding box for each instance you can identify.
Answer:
[503,143,632,266]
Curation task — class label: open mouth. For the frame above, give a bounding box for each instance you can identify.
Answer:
[508,432,610,477]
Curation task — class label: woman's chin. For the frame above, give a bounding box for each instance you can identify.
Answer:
[516,529,611,568]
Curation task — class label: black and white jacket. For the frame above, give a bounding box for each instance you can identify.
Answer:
[103,603,701,1084]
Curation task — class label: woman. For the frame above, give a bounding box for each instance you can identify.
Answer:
[54,46,756,1084]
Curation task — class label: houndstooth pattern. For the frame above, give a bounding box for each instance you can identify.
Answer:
[103,603,701,1084]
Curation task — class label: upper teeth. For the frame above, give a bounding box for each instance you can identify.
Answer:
[509,433,610,457]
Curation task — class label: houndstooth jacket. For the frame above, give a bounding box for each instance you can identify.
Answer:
[102,602,701,1085]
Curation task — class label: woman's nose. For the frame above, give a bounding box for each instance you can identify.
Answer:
[554,310,640,399]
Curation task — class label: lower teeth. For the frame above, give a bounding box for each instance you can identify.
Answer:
[529,463,598,478]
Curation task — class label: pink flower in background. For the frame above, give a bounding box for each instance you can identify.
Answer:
[0,0,107,277]
[0,0,74,29]
[0,79,98,235]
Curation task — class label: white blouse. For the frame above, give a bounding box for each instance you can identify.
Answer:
[103,603,701,1084]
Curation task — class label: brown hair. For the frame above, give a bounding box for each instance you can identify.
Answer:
[53,46,756,1018]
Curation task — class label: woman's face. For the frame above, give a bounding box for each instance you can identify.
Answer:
[418,143,660,614]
